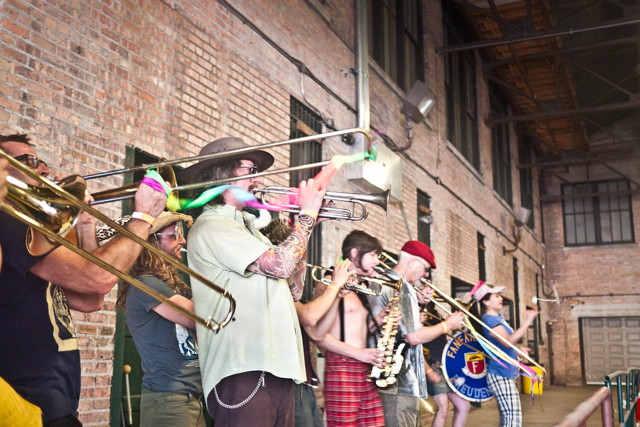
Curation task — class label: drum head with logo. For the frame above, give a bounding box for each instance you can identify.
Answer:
[441,331,494,402]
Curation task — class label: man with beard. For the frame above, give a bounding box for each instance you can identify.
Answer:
[369,241,464,427]
[181,136,326,426]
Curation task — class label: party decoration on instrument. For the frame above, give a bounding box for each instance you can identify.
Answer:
[252,151,375,212]
[442,332,493,402]
[177,185,257,211]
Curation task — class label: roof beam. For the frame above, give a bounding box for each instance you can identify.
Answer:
[436,16,640,54]
[487,100,640,124]
[483,36,638,70]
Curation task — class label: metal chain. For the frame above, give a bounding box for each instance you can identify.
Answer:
[213,372,265,409]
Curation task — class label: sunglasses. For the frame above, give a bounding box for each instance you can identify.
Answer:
[155,222,185,240]
[14,154,48,169]
[235,164,258,175]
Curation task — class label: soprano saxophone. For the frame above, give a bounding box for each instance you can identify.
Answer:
[369,278,404,388]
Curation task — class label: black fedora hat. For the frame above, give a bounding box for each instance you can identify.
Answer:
[179,137,274,183]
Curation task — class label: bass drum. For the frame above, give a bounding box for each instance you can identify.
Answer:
[441,331,494,402]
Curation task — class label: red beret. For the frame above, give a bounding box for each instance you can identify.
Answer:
[400,240,436,269]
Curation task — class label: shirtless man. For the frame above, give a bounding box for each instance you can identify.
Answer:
[314,230,388,427]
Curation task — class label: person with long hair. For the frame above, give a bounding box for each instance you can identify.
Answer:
[314,230,389,427]
[118,211,205,427]
[181,137,326,426]
[472,283,539,427]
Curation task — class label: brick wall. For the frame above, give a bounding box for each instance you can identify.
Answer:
[542,164,639,385]
[0,0,557,423]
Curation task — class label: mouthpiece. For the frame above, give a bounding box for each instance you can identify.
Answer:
[180,248,188,253]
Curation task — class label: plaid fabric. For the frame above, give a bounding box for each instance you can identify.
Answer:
[324,352,385,427]
[486,373,522,427]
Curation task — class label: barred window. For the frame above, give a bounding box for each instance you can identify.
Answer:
[562,179,634,246]
[290,97,323,300]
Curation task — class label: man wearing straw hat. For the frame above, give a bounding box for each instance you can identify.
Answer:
[180,136,326,426]
[0,133,167,425]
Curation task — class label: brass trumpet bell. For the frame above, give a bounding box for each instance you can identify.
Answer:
[256,186,390,221]
[7,174,87,255]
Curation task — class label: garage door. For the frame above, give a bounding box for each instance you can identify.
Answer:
[582,317,640,384]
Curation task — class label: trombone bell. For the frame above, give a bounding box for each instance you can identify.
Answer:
[7,175,86,255]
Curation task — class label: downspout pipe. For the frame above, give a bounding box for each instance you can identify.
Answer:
[356,0,370,131]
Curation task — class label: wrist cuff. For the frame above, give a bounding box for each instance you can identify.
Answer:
[131,211,156,227]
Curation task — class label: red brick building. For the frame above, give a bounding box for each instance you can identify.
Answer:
[1,0,637,425]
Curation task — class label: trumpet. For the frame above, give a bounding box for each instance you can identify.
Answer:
[85,127,373,205]
[307,263,401,296]
[256,186,390,221]
[0,149,236,333]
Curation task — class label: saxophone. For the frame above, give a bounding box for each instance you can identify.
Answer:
[369,278,404,388]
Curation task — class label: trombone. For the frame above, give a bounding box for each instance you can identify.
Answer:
[256,186,390,221]
[377,252,546,375]
[307,263,401,296]
[87,127,373,205]
[0,150,236,333]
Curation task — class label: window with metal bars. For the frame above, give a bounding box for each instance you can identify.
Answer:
[562,179,634,246]
[289,97,323,300]
[368,0,424,93]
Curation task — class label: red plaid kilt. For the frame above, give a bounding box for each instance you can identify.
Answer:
[323,351,385,426]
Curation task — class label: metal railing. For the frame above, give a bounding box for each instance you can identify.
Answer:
[553,367,639,426]
[604,367,640,427]
[552,386,612,427]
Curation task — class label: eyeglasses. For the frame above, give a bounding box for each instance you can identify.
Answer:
[155,222,184,240]
[416,260,432,275]
[14,154,48,169]
[235,164,258,176]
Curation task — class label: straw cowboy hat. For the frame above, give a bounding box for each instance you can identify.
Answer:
[178,137,274,183]
[96,211,193,242]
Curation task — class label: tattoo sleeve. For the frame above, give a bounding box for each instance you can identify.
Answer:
[248,214,315,279]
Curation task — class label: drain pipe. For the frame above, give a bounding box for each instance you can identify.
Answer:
[355,0,370,131]
[546,320,556,385]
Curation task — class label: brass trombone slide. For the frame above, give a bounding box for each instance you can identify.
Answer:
[256,186,390,221]
[86,128,373,205]
[0,150,235,332]
[377,252,546,375]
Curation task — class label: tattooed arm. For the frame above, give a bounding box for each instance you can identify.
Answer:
[247,214,316,279]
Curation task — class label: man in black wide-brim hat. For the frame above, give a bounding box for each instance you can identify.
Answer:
[181,136,326,426]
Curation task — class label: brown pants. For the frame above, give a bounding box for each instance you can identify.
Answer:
[206,371,294,427]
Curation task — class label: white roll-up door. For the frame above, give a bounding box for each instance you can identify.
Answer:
[582,317,640,384]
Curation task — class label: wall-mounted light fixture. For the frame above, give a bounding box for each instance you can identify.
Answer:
[393,80,436,152]
[502,207,531,255]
